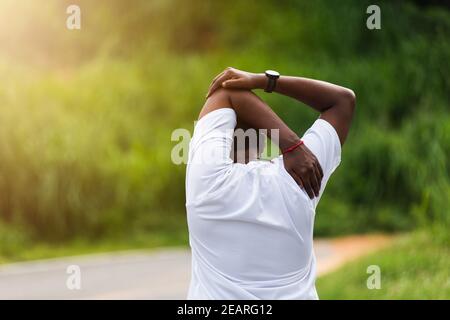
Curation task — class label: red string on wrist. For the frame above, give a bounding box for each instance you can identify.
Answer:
[282,140,304,155]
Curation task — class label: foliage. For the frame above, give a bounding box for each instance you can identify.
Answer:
[0,0,448,242]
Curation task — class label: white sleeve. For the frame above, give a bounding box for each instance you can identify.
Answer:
[186,108,237,201]
[301,119,341,203]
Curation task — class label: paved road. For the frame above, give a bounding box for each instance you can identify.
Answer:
[0,236,390,299]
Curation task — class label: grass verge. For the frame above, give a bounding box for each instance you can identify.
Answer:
[316,232,449,299]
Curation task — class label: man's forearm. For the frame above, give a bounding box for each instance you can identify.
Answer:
[202,88,300,149]
[227,89,300,150]
[275,76,354,112]
[254,74,354,112]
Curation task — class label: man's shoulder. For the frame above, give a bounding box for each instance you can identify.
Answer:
[301,118,342,176]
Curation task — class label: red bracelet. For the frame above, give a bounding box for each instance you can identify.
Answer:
[282,140,304,154]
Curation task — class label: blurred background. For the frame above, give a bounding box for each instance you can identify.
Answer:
[0,0,448,299]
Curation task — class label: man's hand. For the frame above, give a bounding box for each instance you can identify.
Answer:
[206,67,265,98]
[283,144,324,199]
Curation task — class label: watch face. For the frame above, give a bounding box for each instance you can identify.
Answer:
[265,70,280,78]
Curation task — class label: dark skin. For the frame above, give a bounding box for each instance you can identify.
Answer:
[201,67,356,199]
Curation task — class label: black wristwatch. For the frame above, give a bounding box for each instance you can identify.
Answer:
[264,70,280,93]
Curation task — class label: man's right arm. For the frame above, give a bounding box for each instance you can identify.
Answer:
[200,88,324,199]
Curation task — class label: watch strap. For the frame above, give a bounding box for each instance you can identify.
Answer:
[265,77,277,93]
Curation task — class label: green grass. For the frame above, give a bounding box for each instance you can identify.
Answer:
[316,232,450,299]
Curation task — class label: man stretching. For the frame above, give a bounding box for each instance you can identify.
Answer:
[185,68,355,299]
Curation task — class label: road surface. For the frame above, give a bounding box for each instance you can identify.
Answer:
[0,235,391,299]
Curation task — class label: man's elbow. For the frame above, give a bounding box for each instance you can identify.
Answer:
[336,88,356,119]
[330,88,356,125]
[338,88,356,114]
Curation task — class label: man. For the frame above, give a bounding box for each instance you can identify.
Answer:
[185,67,355,299]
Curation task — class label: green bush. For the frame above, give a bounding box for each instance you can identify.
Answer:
[0,0,448,242]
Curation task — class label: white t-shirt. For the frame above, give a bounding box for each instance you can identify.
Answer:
[185,108,341,300]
